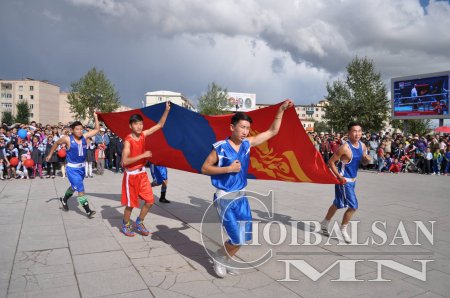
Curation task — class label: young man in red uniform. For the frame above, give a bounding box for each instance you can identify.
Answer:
[121,101,171,236]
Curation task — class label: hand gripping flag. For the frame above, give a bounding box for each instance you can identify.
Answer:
[98,102,339,184]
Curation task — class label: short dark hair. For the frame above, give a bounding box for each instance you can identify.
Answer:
[347,121,362,131]
[129,114,143,124]
[231,112,252,126]
[70,121,83,129]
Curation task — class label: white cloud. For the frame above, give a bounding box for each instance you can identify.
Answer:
[42,10,62,22]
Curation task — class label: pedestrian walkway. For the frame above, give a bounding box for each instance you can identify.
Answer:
[0,169,449,297]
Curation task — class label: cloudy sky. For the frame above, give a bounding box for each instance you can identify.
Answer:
[1,0,450,108]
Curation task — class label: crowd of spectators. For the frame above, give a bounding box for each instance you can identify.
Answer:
[0,120,124,180]
[3,120,449,180]
[311,130,450,175]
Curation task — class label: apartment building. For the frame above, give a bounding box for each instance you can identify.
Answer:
[0,78,60,124]
[144,90,195,111]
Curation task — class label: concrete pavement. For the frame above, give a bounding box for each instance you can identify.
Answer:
[0,169,449,297]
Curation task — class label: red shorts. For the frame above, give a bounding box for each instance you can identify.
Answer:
[121,168,154,208]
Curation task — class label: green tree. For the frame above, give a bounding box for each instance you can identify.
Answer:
[1,111,15,126]
[313,120,331,133]
[324,56,389,132]
[390,118,432,136]
[15,100,30,124]
[198,82,229,115]
[68,67,120,120]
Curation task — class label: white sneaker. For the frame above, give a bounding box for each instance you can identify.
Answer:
[225,262,240,275]
[320,220,330,236]
[213,258,227,278]
[341,229,352,244]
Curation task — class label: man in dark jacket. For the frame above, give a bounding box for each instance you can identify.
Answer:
[115,138,124,173]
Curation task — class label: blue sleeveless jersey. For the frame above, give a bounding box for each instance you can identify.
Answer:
[338,141,363,179]
[67,135,87,164]
[211,138,251,192]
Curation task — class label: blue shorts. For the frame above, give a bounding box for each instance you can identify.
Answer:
[150,165,167,185]
[67,166,86,193]
[214,192,252,245]
[333,182,358,209]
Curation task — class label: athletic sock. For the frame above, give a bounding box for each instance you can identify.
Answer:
[78,195,91,213]
[64,187,74,201]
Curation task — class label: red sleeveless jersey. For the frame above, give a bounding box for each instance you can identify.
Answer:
[124,133,146,170]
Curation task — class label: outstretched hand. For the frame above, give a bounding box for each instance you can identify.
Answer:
[280,99,294,111]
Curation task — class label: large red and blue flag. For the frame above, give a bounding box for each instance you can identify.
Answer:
[98,102,338,184]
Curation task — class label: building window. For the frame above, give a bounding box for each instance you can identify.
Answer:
[303,124,306,127]
[315,108,319,111]
[30,113,34,118]
[29,104,34,109]
[19,86,23,91]
[302,114,305,117]
[1,103,12,109]
[316,114,318,117]
[19,95,23,100]
[30,95,34,100]
[29,86,34,91]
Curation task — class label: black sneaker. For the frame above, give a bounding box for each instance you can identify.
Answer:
[60,197,69,211]
[159,198,171,203]
[87,210,96,218]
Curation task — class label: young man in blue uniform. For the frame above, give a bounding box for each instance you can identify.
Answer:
[320,122,371,243]
[46,113,100,218]
[150,164,170,203]
[201,100,293,277]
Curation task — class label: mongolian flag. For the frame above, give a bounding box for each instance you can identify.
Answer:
[98,102,339,184]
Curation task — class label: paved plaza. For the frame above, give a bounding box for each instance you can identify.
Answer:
[0,169,449,298]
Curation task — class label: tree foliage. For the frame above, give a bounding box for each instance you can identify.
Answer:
[1,111,15,126]
[324,57,389,132]
[68,67,120,121]
[198,82,229,115]
[15,100,30,124]
[391,118,433,136]
[313,120,331,133]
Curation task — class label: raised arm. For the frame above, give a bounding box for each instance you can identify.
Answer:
[201,149,241,175]
[84,113,100,139]
[143,101,171,137]
[121,140,152,167]
[248,99,293,147]
[45,136,69,162]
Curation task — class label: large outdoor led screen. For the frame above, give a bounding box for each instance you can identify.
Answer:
[391,72,449,120]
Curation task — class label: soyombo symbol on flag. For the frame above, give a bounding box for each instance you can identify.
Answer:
[98,102,339,184]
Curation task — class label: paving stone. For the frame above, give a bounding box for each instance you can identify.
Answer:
[77,267,147,298]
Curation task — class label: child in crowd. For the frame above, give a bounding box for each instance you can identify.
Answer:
[85,137,95,178]
[0,138,6,180]
[31,136,44,179]
[383,153,392,172]
[444,147,450,176]
[389,158,402,173]
[5,142,18,179]
[424,147,433,175]
[432,148,443,175]
[16,154,30,179]
[45,135,59,178]
[96,142,106,175]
